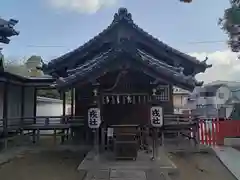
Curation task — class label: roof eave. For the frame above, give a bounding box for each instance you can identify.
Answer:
[51,49,201,91]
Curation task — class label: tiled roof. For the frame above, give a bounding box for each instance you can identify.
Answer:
[54,44,202,90]
[46,8,211,71]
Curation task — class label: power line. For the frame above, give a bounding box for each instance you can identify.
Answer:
[187,40,226,44]
[19,40,228,49]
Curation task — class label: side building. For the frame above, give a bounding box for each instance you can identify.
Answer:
[172,87,190,114]
[187,81,240,119]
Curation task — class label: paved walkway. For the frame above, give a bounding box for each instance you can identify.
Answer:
[212,146,240,180]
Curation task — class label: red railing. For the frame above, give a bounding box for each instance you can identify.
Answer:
[199,119,240,146]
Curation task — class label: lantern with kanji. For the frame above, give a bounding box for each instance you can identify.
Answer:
[150,106,163,127]
[88,108,101,128]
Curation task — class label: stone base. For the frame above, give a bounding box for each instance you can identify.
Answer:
[224,137,240,146]
[78,147,178,180]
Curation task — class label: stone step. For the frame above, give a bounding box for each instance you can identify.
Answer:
[110,169,146,180]
[84,169,174,180]
[84,170,110,180]
[145,169,173,180]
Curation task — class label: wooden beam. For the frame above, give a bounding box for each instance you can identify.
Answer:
[62,91,66,116]
[33,87,37,123]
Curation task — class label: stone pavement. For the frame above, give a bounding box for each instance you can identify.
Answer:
[78,148,176,180]
[212,146,240,180]
[84,169,171,180]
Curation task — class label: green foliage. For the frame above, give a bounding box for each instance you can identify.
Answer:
[37,89,60,99]
[4,55,43,77]
[4,58,30,76]
[219,0,240,52]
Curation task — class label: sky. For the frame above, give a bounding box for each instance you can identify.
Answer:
[0,0,238,83]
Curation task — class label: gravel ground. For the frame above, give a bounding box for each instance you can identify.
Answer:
[0,149,88,180]
[0,139,237,180]
[168,151,237,180]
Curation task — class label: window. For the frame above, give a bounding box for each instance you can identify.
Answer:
[156,85,169,101]
[218,92,224,99]
[200,91,215,97]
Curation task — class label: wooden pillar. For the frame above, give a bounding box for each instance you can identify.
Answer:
[20,86,25,129]
[61,91,66,143]
[32,87,37,143]
[92,87,101,154]
[62,91,66,117]
[33,87,37,122]
[3,82,9,149]
[71,88,74,117]
[69,88,74,141]
[150,87,159,160]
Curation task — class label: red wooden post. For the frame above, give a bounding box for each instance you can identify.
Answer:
[215,118,220,145]
[203,119,208,145]
[211,119,216,145]
[199,119,204,145]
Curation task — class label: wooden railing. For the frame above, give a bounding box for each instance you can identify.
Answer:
[163,114,197,125]
[0,115,84,132]
[198,118,240,146]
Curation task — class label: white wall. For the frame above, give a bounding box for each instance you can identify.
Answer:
[36,101,70,118]
[36,98,70,134]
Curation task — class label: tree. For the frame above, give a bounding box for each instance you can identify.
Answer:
[3,55,43,77]
[219,0,240,52]
[4,57,30,76]
[25,55,43,77]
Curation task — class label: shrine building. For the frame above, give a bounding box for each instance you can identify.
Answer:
[42,7,211,153]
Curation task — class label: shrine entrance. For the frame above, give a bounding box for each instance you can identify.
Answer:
[100,93,152,160]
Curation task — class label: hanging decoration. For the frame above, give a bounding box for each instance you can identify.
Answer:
[101,94,150,104]
[116,95,120,104]
[127,95,132,103]
[106,96,110,104]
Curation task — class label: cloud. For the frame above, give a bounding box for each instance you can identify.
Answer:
[48,0,117,13]
[189,50,240,84]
